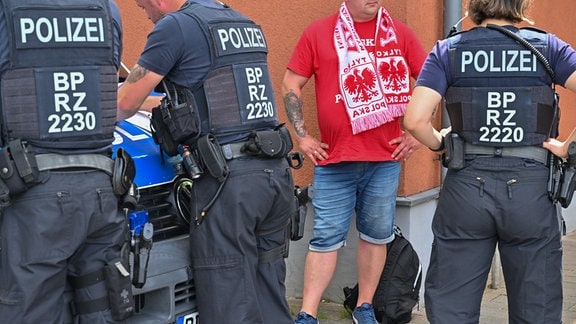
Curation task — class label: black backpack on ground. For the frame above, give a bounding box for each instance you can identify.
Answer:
[343,226,422,324]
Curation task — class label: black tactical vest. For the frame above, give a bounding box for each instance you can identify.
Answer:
[445,27,556,147]
[1,0,117,152]
[179,2,279,142]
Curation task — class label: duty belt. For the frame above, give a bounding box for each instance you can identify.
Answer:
[35,154,114,175]
[464,144,549,165]
[220,141,250,160]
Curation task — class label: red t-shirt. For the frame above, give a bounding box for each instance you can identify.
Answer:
[287,13,426,164]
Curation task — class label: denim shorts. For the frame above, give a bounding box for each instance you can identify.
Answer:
[309,161,399,252]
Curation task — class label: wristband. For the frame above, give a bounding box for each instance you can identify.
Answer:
[429,136,445,152]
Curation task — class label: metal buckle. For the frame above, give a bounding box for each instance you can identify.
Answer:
[493,147,503,157]
[221,144,233,160]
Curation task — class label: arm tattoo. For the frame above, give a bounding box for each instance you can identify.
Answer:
[283,90,307,137]
[125,65,149,84]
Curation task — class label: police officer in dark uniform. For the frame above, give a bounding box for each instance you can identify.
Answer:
[404,0,576,323]
[0,0,132,323]
[118,0,296,323]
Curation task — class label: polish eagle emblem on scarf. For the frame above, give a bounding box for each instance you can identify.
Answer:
[379,58,408,92]
[343,58,408,103]
[343,68,378,103]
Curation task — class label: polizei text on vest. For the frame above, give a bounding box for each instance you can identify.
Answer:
[460,49,537,73]
[217,26,267,51]
[19,17,106,44]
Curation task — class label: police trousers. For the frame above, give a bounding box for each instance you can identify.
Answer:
[425,157,563,324]
[0,170,125,323]
[189,157,295,324]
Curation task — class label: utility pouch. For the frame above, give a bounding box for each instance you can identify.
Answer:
[112,148,136,197]
[0,147,29,196]
[442,133,465,170]
[150,106,179,157]
[160,82,201,143]
[103,258,135,321]
[196,134,229,183]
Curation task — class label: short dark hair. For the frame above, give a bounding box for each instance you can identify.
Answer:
[467,0,533,25]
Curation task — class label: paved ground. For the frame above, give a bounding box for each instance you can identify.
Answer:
[288,229,576,324]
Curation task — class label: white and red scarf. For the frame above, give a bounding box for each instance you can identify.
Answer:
[334,3,411,134]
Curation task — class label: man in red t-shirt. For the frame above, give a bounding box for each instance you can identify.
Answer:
[282,1,426,323]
